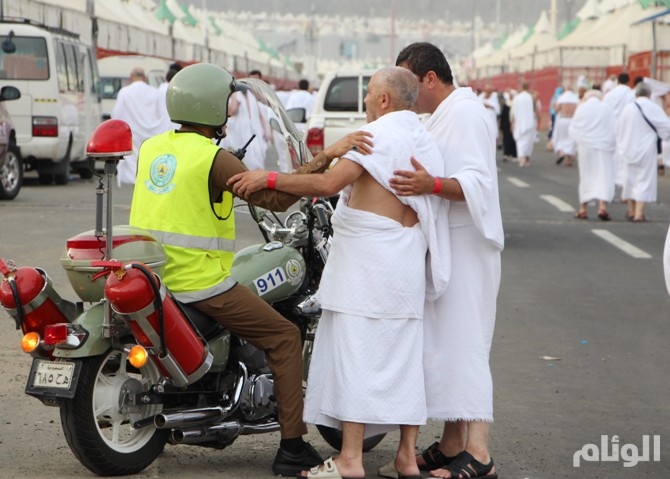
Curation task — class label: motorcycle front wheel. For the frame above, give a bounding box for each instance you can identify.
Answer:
[59,345,169,476]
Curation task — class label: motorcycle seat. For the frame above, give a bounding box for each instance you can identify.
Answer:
[175,300,225,340]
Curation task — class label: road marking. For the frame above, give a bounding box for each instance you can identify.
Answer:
[540,194,575,212]
[591,229,652,259]
[507,177,529,188]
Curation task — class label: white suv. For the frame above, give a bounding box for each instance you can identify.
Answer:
[304,70,374,156]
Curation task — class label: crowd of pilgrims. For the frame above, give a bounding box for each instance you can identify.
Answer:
[475,72,670,222]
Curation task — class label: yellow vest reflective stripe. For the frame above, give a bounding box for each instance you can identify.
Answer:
[148,230,235,252]
[130,130,236,302]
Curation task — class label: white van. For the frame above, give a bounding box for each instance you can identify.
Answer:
[0,19,102,184]
[304,70,374,156]
[98,55,171,120]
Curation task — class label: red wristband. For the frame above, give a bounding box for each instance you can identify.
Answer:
[267,171,278,190]
[432,176,442,195]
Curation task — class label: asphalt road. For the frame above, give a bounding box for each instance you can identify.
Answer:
[0,144,669,478]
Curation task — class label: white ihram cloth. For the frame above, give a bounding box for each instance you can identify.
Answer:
[643,78,670,168]
[220,91,268,170]
[569,96,616,203]
[552,91,580,157]
[111,81,165,187]
[617,98,670,202]
[156,82,180,132]
[305,110,449,436]
[422,87,503,421]
[604,84,635,186]
[511,90,536,157]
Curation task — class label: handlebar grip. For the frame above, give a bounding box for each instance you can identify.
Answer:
[314,203,330,233]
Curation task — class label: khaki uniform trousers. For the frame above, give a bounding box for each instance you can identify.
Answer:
[193,283,307,439]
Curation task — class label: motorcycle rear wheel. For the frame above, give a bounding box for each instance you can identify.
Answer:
[60,345,169,476]
[316,424,386,452]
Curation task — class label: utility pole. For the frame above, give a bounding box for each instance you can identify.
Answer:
[550,0,558,36]
[390,0,396,64]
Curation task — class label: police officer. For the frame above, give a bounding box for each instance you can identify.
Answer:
[129,63,371,476]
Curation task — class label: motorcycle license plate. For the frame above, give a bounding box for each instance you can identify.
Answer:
[25,359,81,399]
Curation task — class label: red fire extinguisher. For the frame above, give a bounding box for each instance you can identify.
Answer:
[103,262,212,387]
[0,259,75,335]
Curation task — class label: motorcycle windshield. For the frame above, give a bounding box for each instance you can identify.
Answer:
[225,78,312,170]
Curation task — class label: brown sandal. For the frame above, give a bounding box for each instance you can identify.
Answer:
[574,211,588,220]
[597,210,612,221]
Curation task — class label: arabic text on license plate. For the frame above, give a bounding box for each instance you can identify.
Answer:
[32,361,75,389]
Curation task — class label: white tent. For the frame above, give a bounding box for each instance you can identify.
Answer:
[508,11,556,72]
[475,25,530,77]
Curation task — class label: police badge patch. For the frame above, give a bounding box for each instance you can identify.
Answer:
[146,154,177,194]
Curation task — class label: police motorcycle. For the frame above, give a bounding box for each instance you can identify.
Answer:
[0,78,384,476]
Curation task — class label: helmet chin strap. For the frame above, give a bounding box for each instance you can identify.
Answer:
[214,125,227,146]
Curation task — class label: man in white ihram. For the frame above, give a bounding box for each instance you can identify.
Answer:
[616,81,670,222]
[603,73,635,190]
[228,66,450,479]
[551,87,580,166]
[511,81,537,167]
[111,67,165,186]
[568,89,616,220]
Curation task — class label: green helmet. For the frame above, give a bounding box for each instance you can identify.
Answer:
[166,63,236,127]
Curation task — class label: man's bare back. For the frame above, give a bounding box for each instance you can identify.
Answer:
[347,170,418,227]
[557,103,577,118]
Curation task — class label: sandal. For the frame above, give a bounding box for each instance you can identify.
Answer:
[418,442,458,472]
[632,216,647,222]
[597,210,612,221]
[574,211,588,220]
[431,451,497,479]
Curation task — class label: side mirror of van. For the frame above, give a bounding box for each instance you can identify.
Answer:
[1,31,16,54]
[0,86,21,101]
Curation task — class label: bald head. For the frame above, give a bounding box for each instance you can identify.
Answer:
[372,66,419,110]
[130,67,147,82]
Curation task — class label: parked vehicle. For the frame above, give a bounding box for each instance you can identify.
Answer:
[0,85,21,199]
[98,54,172,120]
[0,19,102,185]
[0,79,383,476]
[304,69,373,156]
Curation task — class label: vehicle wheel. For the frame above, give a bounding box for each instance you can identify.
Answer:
[316,424,386,452]
[0,143,23,200]
[78,158,95,179]
[38,173,53,185]
[54,171,70,185]
[55,136,72,185]
[59,344,169,476]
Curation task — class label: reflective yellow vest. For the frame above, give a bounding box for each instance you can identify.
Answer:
[130,130,236,302]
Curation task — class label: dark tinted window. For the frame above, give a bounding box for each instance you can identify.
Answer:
[324,76,370,112]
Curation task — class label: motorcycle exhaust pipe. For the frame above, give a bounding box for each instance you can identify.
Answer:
[154,406,225,429]
[157,361,249,430]
[171,420,281,445]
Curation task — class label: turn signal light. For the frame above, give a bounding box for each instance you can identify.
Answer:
[128,345,148,368]
[21,332,41,353]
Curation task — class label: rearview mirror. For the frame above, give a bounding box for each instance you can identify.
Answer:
[0,85,21,101]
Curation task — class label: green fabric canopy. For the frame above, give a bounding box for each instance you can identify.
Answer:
[155,0,176,23]
[638,0,670,7]
[557,18,581,40]
[179,3,198,27]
